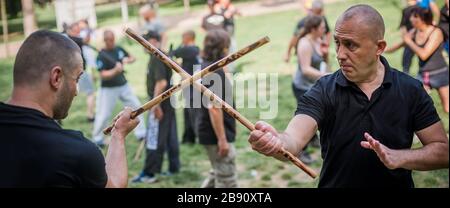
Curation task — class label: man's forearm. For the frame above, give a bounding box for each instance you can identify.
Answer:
[286,36,297,57]
[273,132,304,161]
[105,133,128,188]
[154,80,168,96]
[396,142,449,170]
[100,67,120,80]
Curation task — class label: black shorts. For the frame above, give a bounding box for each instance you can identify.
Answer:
[417,67,449,89]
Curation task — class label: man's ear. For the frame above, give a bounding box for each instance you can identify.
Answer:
[49,66,63,90]
[376,40,387,56]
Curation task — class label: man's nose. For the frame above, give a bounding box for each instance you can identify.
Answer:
[336,45,347,61]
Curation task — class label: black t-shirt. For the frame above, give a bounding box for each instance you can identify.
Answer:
[202,13,226,31]
[295,56,440,188]
[97,46,129,87]
[0,102,107,188]
[147,53,174,113]
[170,45,201,102]
[294,15,330,36]
[170,45,200,75]
[400,5,417,31]
[197,61,236,145]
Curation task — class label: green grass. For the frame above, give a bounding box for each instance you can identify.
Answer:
[0,0,448,188]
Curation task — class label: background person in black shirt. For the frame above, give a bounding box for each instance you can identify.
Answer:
[0,30,139,188]
[92,30,147,147]
[198,30,237,188]
[170,30,201,144]
[248,5,449,188]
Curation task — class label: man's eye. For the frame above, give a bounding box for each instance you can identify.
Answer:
[346,42,356,50]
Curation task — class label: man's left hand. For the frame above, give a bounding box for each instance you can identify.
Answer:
[361,132,402,169]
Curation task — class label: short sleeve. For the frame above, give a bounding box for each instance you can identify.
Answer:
[170,47,182,58]
[154,59,168,82]
[117,47,129,61]
[295,81,326,127]
[96,57,105,71]
[77,143,107,188]
[412,84,441,131]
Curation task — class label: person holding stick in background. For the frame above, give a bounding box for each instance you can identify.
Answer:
[92,30,146,147]
[248,5,449,188]
[0,30,138,188]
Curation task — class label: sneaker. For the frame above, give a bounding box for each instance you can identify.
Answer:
[87,117,95,123]
[131,172,157,184]
[298,151,314,165]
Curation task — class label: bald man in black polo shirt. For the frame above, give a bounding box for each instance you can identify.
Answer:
[0,30,139,188]
[248,5,449,188]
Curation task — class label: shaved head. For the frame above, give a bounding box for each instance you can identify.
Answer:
[13,30,82,87]
[336,4,385,42]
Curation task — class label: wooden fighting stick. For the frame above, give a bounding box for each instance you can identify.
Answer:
[101,29,268,135]
[125,28,317,178]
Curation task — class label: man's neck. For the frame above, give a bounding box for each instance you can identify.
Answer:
[354,59,385,100]
[7,87,53,118]
[183,41,195,46]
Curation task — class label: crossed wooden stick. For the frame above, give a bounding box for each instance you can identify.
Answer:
[103,28,317,178]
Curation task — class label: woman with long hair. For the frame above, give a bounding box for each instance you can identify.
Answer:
[198,29,238,188]
[292,15,328,164]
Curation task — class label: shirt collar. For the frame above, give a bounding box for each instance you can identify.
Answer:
[336,56,393,88]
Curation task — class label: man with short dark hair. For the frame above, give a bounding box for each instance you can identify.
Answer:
[0,30,138,188]
[249,5,449,188]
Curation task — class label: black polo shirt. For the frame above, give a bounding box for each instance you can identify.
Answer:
[296,56,440,188]
[0,102,107,188]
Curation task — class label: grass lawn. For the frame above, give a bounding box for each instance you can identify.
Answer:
[0,0,448,188]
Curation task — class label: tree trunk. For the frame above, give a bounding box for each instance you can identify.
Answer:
[183,0,189,13]
[1,0,9,57]
[21,0,37,37]
[120,0,129,23]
